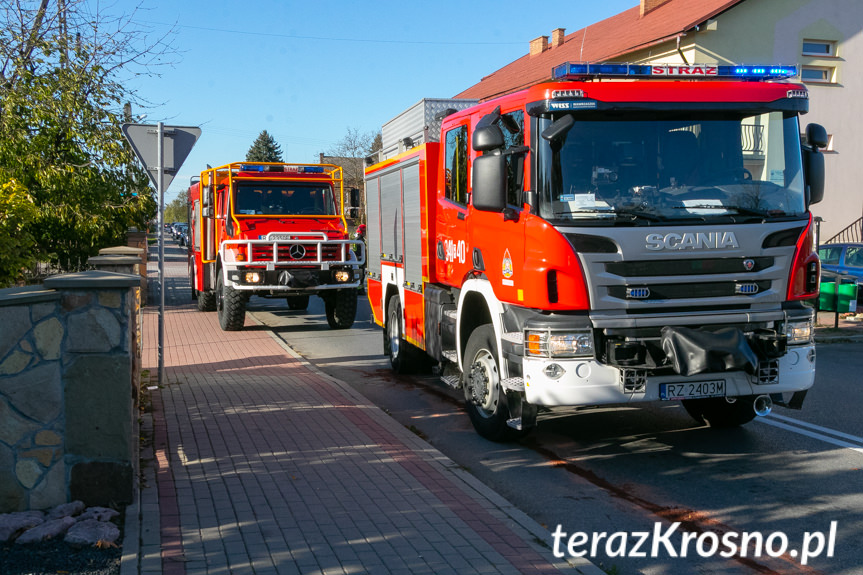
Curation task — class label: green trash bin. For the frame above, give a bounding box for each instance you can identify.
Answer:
[819,278,858,313]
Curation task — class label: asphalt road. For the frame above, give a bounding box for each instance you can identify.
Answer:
[248,292,863,575]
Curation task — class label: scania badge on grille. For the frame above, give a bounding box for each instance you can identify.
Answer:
[743,258,755,271]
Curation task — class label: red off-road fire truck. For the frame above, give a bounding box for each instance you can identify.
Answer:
[187,162,364,331]
[364,63,827,441]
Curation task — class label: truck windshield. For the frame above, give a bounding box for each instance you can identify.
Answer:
[233,182,336,216]
[535,110,805,224]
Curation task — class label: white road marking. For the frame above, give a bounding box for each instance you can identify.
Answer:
[757,415,863,455]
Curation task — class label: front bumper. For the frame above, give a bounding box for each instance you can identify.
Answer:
[220,237,364,291]
[522,343,815,406]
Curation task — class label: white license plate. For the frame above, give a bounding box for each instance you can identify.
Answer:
[660,380,726,400]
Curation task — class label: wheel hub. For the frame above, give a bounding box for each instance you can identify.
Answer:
[467,350,498,415]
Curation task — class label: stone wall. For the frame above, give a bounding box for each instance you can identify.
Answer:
[0,271,140,513]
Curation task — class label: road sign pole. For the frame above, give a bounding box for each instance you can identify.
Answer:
[158,122,166,386]
[121,121,200,387]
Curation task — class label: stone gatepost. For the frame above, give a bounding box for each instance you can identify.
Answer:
[0,270,140,512]
[98,245,147,305]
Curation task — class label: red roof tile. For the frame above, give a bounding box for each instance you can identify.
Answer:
[455,0,746,101]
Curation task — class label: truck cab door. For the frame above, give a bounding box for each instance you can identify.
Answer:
[435,122,472,286]
[470,110,527,305]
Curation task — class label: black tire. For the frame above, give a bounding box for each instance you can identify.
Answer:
[682,396,758,428]
[463,325,522,442]
[324,289,356,329]
[191,259,216,311]
[286,295,310,311]
[197,291,216,312]
[216,273,248,331]
[385,295,414,374]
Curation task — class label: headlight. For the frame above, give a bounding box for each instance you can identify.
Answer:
[525,330,595,358]
[334,270,351,283]
[786,320,813,345]
[244,272,262,283]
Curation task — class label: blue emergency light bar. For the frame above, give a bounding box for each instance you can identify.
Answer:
[237,165,326,173]
[552,62,798,81]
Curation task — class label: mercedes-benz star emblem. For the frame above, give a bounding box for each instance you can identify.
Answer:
[289,244,306,260]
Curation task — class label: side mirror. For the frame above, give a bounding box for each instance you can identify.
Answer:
[802,123,827,206]
[803,148,825,205]
[806,123,828,149]
[201,184,214,218]
[472,154,506,212]
[472,125,504,152]
[541,114,575,143]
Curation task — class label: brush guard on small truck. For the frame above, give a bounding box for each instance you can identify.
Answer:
[219,233,365,292]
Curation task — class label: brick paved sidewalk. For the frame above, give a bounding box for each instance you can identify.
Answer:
[122,243,600,575]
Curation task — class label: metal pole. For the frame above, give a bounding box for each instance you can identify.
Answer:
[157,122,165,385]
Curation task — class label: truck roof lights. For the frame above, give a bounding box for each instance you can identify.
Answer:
[552,62,798,81]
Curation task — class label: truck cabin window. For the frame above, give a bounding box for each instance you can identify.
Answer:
[535,111,805,223]
[234,184,336,216]
[444,125,469,206]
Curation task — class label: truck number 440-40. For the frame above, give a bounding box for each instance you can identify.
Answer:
[444,239,467,264]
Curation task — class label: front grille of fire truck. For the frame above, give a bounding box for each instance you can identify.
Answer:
[604,257,775,301]
[250,244,341,264]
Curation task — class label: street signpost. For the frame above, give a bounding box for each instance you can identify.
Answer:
[122,123,201,385]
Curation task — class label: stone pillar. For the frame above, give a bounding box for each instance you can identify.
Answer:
[98,245,147,305]
[0,271,141,513]
[44,270,141,508]
[0,287,64,512]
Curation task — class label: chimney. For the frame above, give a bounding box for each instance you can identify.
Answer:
[529,35,549,56]
[640,0,672,17]
[551,28,566,49]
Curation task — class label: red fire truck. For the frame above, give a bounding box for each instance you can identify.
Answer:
[364,63,827,441]
[187,162,364,331]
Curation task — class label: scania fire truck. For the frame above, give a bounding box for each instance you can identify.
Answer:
[188,162,364,331]
[364,63,827,441]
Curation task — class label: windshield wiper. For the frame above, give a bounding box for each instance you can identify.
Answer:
[674,205,787,219]
[612,208,664,222]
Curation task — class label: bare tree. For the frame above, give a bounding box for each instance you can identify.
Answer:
[325,127,380,190]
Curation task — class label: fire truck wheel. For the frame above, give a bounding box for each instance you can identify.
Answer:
[286,295,310,311]
[385,295,414,373]
[682,396,758,428]
[191,260,216,311]
[463,325,520,442]
[216,273,248,331]
[325,289,356,330]
[197,291,216,312]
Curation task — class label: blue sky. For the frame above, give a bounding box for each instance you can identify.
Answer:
[125,0,637,203]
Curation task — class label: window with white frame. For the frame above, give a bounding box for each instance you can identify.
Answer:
[802,40,836,57]
[800,66,835,83]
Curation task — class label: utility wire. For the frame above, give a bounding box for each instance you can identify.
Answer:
[141,20,523,46]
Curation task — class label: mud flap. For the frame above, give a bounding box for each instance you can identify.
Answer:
[661,326,758,377]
